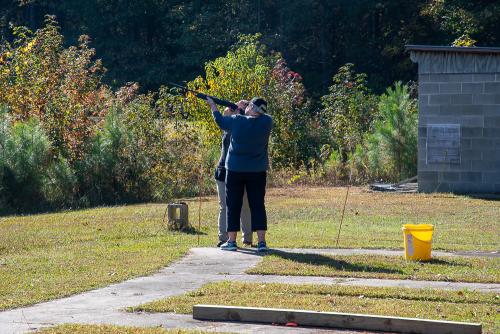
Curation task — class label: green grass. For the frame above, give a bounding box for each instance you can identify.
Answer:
[1,186,499,310]
[0,203,213,311]
[130,281,500,334]
[36,324,221,334]
[247,252,500,283]
[265,187,499,251]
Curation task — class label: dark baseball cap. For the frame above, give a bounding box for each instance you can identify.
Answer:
[250,97,268,113]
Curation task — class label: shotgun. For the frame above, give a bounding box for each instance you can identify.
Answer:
[167,82,238,110]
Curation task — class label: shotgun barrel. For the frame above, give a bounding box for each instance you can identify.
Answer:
[167,82,238,110]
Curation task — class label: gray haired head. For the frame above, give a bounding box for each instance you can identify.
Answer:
[250,97,268,113]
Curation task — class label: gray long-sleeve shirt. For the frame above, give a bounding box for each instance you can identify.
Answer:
[212,110,272,172]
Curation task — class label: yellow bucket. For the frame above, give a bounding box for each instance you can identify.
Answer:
[402,224,434,261]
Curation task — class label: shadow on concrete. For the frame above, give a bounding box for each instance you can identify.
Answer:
[235,247,266,256]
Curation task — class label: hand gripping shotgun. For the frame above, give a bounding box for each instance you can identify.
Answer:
[167,82,239,110]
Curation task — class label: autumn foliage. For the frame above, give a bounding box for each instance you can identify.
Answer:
[0,16,109,160]
[0,18,418,213]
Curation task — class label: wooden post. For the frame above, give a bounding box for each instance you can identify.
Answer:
[167,202,189,231]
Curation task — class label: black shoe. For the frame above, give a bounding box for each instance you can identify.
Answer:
[217,241,225,247]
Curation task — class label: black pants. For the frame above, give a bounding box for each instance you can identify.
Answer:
[226,170,267,232]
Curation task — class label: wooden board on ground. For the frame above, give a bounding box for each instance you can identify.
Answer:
[192,304,481,334]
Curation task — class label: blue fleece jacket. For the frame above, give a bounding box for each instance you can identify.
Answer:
[212,110,272,172]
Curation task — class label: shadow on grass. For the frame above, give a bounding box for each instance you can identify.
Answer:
[178,226,207,235]
[158,225,207,235]
[267,250,404,275]
[422,258,469,267]
[464,193,500,201]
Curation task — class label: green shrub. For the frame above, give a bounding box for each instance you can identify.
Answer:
[0,105,10,210]
[0,16,108,160]
[124,87,213,200]
[367,81,418,181]
[183,34,274,144]
[267,58,317,169]
[76,107,151,205]
[1,118,51,211]
[321,63,377,162]
[0,112,75,212]
[347,144,370,183]
[44,155,77,207]
[319,144,344,183]
[183,35,317,170]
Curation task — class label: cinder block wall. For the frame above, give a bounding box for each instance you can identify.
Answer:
[409,46,500,194]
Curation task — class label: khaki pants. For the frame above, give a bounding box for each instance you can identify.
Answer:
[216,180,252,243]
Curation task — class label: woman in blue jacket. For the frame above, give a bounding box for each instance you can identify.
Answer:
[206,96,272,252]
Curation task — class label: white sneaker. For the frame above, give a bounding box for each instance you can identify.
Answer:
[220,241,237,251]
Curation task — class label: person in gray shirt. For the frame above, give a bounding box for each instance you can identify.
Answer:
[206,96,272,252]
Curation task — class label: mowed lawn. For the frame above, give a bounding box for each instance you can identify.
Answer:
[247,252,500,283]
[0,186,499,310]
[266,187,499,251]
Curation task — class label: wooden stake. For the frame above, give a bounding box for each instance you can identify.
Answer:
[197,162,203,245]
[335,184,350,248]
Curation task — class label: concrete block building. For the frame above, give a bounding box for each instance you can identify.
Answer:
[407,45,500,194]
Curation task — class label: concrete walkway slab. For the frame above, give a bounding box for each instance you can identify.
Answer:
[0,247,497,334]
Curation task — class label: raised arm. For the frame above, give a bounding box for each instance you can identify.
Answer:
[206,97,234,131]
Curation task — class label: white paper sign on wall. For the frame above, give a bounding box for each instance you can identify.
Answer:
[426,124,461,164]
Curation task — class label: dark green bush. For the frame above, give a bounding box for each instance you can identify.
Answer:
[0,107,76,213]
[321,64,377,162]
[76,107,151,206]
[366,82,418,181]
